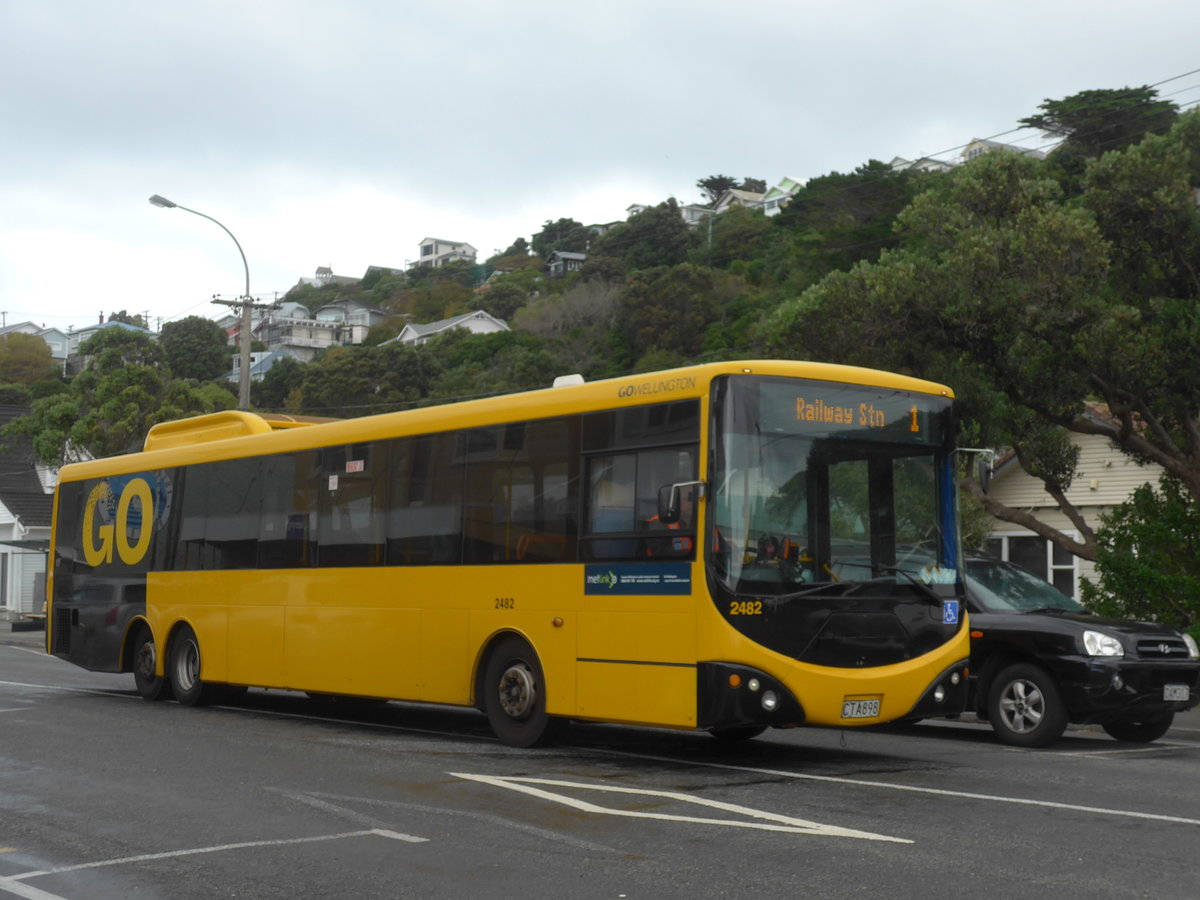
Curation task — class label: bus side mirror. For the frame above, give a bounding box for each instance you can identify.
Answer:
[657,484,680,524]
[978,458,992,494]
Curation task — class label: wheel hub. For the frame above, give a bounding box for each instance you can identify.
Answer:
[136,642,156,679]
[497,663,536,719]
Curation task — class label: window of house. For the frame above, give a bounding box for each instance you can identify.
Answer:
[983,533,1078,598]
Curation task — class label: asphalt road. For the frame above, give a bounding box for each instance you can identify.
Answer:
[3,626,1199,900]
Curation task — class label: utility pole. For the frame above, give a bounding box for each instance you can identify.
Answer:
[211,293,274,399]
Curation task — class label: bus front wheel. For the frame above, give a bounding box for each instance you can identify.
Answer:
[169,624,212,707]
[132,626,173,702]
[483,636,562,748]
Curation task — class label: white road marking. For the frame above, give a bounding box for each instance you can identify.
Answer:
[0,829,428,899]
[451,772,912,843]
[594,749,1200,827]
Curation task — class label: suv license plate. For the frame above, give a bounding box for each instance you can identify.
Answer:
[842,699,881,719]
[1164,684,1190,701]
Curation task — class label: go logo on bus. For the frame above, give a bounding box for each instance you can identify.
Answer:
[82,478,154,567]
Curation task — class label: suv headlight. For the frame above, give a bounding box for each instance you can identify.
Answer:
[1184,633,1199,660]
[1083,630,1125,657]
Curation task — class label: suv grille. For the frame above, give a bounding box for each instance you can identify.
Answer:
[1136,638,1191,659]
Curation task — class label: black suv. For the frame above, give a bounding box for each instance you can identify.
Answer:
[961,555,1199,747]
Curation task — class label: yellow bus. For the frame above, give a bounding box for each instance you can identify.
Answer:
[46,360,970,746]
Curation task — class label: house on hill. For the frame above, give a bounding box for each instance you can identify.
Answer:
[416,238,477,268]
[387,310,509,346]
[0,406,53,617]
[545,250,586,278]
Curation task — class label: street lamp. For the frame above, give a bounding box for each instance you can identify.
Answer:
[149,194,254,409]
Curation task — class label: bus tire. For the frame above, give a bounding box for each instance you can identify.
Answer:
[169,624,212,707]
[483,636,562,748]
[986,662,1067,748]
[132,625,173,702]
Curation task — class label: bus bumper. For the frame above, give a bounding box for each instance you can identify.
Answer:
[697,662,806,730]
[899,658,971,720]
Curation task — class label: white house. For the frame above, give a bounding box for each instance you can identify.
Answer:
[416,238,477,268]
[313,297,389,345]
[389,310,510,346]
[961,138,1048,163]
[981,413,1161,599]
[762,176,805,216]
[713,188,765,215]
[0,406,53,616]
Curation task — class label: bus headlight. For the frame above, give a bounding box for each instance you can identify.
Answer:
[747,678,761,692]
[761,691,778,712]
[933,684,946,703]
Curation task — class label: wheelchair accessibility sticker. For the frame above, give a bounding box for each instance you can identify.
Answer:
[942,600,960,625]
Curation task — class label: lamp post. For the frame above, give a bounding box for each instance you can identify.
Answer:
[149,194,254,409]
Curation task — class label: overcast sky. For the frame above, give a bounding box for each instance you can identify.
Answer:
[1,0,1197,333]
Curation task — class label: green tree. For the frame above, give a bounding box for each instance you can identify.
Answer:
[5,329,234,464]
[252,355,307,412]
[1021,86,1178,159]
[0,383,31,405]
[691,205,773,269]
[470,280,529,321]
[105,310,149,328]
[1081,477,1200,638]
[160,315,231,381]
[616,264,723,366]
[531,218,591,258]
[296,343,438,417]
[590,199,697,271]
[697,175,738,204]
[0,332,58,384]
[767,111,1200,567]
[766,160,928,286]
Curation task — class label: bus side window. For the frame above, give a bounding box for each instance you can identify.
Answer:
[318,443,388,567]
[386,433,464,565]
[258,451,319,569]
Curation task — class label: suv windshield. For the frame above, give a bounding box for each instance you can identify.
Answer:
[965,557,1083,612]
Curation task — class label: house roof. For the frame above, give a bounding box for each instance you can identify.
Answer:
[68,320,154,337]
[0,406,52,529]
[547,251,587,261]
[390,310,509,343]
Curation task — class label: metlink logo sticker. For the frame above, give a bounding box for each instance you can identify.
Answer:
[584,564,691,595]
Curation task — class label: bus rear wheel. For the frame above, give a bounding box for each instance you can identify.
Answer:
[132,626,172,702]
[483,636,562,748]
[169,624,212,707]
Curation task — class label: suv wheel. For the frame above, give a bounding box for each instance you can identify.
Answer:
[987,662,1068,748]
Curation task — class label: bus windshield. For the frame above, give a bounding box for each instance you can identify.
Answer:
[711,375,955,596]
